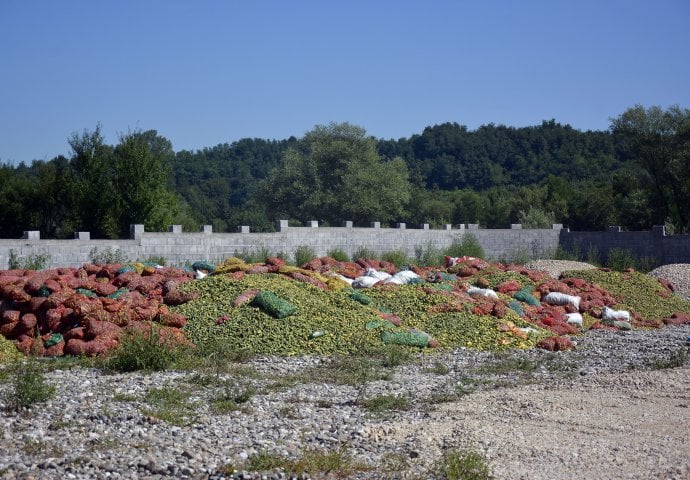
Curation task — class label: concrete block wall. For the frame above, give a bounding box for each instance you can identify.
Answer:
[0,223,564,269]
[559,225,690,265]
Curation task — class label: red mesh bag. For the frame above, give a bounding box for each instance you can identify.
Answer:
[379,312,402,327]
[19,313,37,331]
[266,257,285,267]
[289,272,328,290]
[664,312,690,326]
[94,282,118,296]
[27,296,48,312]
[2,309,21,325]
[159,313,187,328]
[302,258,323,271]
[497,280,521,295]
[317,257,338,267]
[63,326,86,341]
[247,265,270,274]
[0,321,19,338]
[536,279,574,296]
[44,341,65,357]
[163,289,200,306]
[113,271,139,287]
[84,318,122,340]
[233,289,260,307]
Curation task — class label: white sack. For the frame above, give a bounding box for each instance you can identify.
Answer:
[543,292,581,310]
[467,287,498,299]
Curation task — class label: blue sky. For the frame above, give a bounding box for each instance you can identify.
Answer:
[1,0,689,164]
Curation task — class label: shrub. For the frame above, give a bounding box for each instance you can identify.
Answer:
[327,248,349,262]
[89,247,128,265]
[99,326,190,372]
[3,361,56,411]
[517,206,555,229]
[439,449,492,480]
[415,242,444,267]
[8,249,51,270]
[293,245,316,266]
[445,233,485,259]
[381,249,410,268]
[352,246,378,260]
[606,248,637,271]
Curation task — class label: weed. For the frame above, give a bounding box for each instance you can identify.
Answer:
[437,448,492,480]
[381,344,414,368]
[477,354,538,376]
[8,249,51,270]
[352,246,377,260]
[381,249,410,268]
[293,245,316,266]
[362,393,409,413]
[415,241,444,267]
[445,233,485,259]
[425,361,451,375]
[606,248,637,271]
[89,247,129,265]
[99,325,191,372]
[142,385,196,426]
[3,361,55,412]
[140,255,167,266]
[327,248,349,262]
[210,382,256,414]
[113,392,138,402]
[651,347,688,370]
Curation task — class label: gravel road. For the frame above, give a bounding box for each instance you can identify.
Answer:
[1,262,689,480]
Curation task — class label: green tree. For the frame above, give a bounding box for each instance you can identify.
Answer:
[260,122,411,225]
[68,125,119,237]
[112,130,186,236]
[611,105,690,232]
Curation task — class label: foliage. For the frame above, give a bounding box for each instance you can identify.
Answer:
[259,122,412,226]
[445,233,485,259]
[0,107,686,237]
[352,246,378,260]
[362,393,409,413]
[415,242,445,267]
[293,245,316,266]
[3,361,56,411]
[7,249,51,270]
[99,325,191,372]
[517,206,556,229]
[327,248,349,262]
[89,247,129,265]
[437,449,492,480]
[611,105,690,233]
[381,249,410,268]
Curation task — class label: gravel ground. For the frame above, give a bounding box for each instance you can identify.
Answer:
[1,262,689,480]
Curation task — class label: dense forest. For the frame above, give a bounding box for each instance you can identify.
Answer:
[0,105,688,239]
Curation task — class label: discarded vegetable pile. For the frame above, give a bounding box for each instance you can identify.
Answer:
[1,256,689,359]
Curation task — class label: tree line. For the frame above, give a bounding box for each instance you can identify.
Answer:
[1,105,688,239]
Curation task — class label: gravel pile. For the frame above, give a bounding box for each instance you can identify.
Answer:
[523,259,597,278]
[649,264,690,302]
[1,324,689,480]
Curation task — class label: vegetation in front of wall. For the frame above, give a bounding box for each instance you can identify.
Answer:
[7,249,51,270]
[88,247,129,265]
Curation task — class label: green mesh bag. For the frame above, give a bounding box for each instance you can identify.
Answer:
[380,330,430,348]
[76,288,98,298]
[116,265,137,275]
[37,285,51,297]
[513,288,540,306]
[508,300,525,317]
[107,288,129,299]
[192,261,216,273]
[350,291,372,305]
[251,291,297,319]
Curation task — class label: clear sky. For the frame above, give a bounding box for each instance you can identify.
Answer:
[1,0,689,164]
